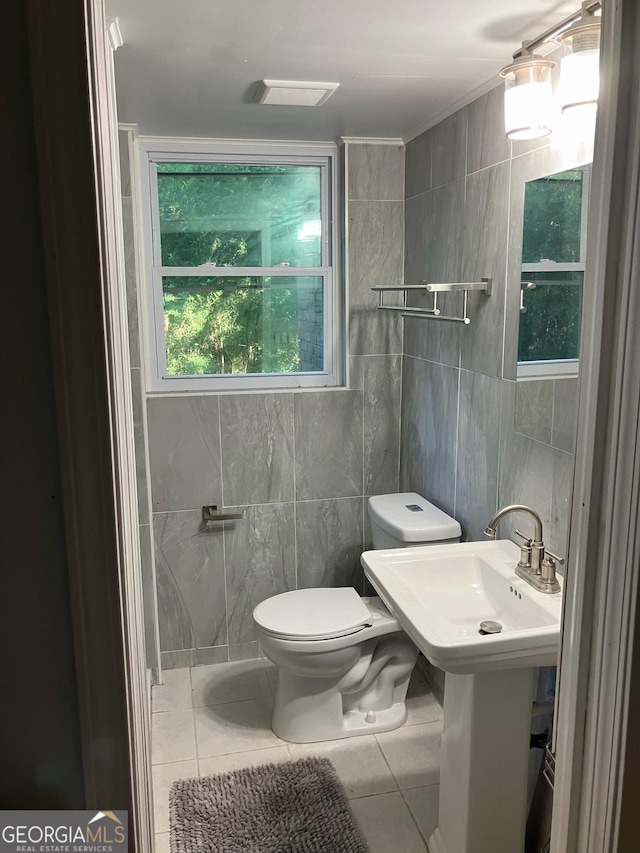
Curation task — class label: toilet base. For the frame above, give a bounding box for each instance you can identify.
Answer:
[273,694,409,743]
[270,632,417,743]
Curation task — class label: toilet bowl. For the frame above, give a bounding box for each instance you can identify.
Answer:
[253,492,462,743]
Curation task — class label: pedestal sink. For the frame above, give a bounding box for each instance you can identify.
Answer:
[361,539,563,853]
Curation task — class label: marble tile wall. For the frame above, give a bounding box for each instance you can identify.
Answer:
[402,85,594,562]
[514,378,579,453]
[143,142,404,668]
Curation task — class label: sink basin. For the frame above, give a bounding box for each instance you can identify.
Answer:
[361,539,562,674]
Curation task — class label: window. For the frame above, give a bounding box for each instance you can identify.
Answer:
[518,167,590,379]
[140,141,339,391]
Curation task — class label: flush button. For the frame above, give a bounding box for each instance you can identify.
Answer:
[405,504,424,512]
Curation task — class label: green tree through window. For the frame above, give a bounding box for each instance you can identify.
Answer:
[155,162,325,377]
[519,170,587,367]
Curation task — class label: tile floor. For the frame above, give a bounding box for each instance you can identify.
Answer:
[151,658,442,853]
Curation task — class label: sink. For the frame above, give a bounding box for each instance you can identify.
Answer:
[361,538,564,853]
[361,538,562,674]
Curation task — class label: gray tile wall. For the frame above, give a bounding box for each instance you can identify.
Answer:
[143,142,404,668]
[513,378,578,454]
[402,86,594,562]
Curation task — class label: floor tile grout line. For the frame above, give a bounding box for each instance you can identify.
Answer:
[350,789,430,853]
[373,732,402,792]
[197,743,289,763]
[151,756,201,769]
[347,789,400,803]
[152,705,194,715]
[398,785,436,850]
[189,664,200,776]
[153,658,440,851]
[190,689,274,711]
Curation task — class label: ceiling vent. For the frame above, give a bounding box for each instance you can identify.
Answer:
[255,80,340,107]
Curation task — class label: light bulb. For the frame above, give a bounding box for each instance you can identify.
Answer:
[557,18,600,114]
[500,57,555,141]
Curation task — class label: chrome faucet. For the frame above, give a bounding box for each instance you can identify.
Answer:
[484,504,562,594]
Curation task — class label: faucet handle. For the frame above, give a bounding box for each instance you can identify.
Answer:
[513,529,533,569]
[541,550,564,591]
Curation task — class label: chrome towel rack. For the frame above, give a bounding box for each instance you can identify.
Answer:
[372,278,491,324]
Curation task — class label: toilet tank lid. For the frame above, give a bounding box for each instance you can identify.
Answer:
[368,493,462,542]
[253,587,371,640]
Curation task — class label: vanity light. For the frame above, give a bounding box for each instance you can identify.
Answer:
[498,2,601,139]
[555,12,601,114]
[500,54,556,140]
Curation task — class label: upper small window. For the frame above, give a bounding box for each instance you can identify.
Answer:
[518,168,590,379]
[140,142,338,391]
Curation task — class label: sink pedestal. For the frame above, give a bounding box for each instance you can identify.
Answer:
[428,668,536,853]
[361,540,562,853]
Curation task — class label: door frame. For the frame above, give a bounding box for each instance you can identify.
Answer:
[26,0,153,848]
[26,0,640,850]
[551,1,640,849]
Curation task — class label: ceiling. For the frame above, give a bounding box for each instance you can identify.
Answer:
[108,0,579,142]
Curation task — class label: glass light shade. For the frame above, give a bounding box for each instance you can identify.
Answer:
[557,22,601,114]
[500,58,555,140]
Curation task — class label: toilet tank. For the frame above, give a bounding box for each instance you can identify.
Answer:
[368,492,461,549]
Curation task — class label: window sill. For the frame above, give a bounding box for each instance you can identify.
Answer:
[517,359,579,381]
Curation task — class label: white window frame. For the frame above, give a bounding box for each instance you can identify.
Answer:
[138,139,340,393]
[517,167,591,381]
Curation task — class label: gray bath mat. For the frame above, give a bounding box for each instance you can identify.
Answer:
[169,756,369,853]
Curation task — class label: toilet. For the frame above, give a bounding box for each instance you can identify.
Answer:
[253,492,462,743]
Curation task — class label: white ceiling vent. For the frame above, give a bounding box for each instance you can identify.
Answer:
[256,80,340,107]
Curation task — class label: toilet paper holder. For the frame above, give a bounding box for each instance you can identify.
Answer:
[202,504,245,522]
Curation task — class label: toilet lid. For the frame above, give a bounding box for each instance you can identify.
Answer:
[253,588,371,640]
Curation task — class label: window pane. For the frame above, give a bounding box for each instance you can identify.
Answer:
[518,271,583,362]
[522,171,583,263]
[156,163,322,267]
[162,276,324,376]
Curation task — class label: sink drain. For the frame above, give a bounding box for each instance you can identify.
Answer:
[479,620,503,635]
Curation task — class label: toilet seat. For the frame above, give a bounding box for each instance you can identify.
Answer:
[253,587,371,641]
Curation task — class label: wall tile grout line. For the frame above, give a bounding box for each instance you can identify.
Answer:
[403,100,589,548]
[361,360,365,548]
[148,143,408,662]
[218,401,230,660]
[452,368,461,520]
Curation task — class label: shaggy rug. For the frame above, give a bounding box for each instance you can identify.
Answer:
[169,756,369,853]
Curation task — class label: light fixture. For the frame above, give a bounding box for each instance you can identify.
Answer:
[498,2,601,139]
[499,53,556,140]
[555,11,601,114]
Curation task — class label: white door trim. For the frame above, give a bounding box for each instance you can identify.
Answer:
[83,1,155,847]
[27,0,153,847]
[33,0,640,851]
[552,1,640,850]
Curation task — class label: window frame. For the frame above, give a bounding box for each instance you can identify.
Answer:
[138,139,341,393]
[516,166,591,380]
